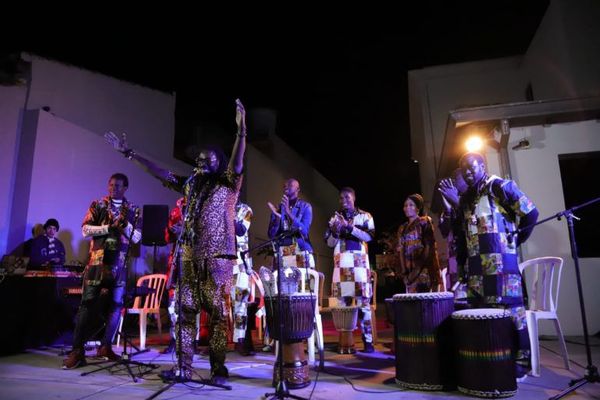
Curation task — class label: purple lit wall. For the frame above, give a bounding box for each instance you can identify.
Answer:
[1,55,190,278]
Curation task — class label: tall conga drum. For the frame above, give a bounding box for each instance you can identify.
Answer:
[392,292,454,390]
[452,309,517,398]
[331,306,359,354]
[265,293,315,389]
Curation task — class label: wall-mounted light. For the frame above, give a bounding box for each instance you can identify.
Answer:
[512,139,530,150]
[465,136,484,152]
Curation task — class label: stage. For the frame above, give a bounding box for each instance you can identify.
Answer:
[0,317,598,400]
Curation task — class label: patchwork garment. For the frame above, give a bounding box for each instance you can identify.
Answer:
[232,202,258,341]
[72,196,141,350]
[82,196,141,280]
[396,216,442,293]
[165,197,185,341]
[326,208,375,343]
[457,175,536,375]
[278,243,316,291]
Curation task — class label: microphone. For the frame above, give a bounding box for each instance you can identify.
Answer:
[185,168,201,185]
[280,202,290,231]
[506,226,515,245]
[276,227,300,241]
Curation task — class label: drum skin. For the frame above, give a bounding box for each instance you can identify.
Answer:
[331,306,359,354]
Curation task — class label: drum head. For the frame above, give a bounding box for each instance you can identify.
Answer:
[452,308,511,320]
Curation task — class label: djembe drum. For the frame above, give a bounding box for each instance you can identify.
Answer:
[265,293,316,389]
[331,306,359,354]
[392,292,455,390]
[452,308,517,398]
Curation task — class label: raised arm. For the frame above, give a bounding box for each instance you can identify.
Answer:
[228,99,247,174]
[104,131,184,191]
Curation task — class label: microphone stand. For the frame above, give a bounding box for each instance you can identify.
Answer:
[148,174,231,400]
[241,229,309,400]
[512,196,600,400]
[82,209,159,382]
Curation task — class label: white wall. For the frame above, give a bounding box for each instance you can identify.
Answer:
[24,111,183,276]
[1,55,190,279]
[408,57,527,203]
[0,86,27,255]
[407,0,600,335]
[24,55,177,167]
[523,0,600,100]
[246,136,340,294]
[509,120,600,335]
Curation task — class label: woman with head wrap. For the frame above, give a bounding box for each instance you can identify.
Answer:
[396,194,442,293]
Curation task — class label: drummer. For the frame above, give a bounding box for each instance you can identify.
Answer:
[325,187,375,353]
[440,152,539,381]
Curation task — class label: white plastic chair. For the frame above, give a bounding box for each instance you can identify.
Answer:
[117,273,167,350]
[519,256,570,377]
[272,268,324,365]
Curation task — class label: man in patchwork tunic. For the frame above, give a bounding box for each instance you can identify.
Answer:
[451,152,539,379]
[63,173,142,369]
[325,187,375,353]
[232,201,260,355]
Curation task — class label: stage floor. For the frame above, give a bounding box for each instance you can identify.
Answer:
[0,318,599,400]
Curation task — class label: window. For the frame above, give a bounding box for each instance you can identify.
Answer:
[558,151,600,258]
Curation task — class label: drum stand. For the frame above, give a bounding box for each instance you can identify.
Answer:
[515,197,600,400]
[241,230,309,400]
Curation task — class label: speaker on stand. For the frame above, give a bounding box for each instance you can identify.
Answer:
[141,205,169,272]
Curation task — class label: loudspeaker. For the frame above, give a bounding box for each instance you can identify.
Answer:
[141,204,169,246]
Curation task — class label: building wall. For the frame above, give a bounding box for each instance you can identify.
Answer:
[0,86,27,255]
[24,55,177,167]
[408,0,600,335]
[408,57,527,203]
[23,111,184,277]
[1,55,342,298]
[523,0,600,100]
[508,120,600,335]
[1,55,189,280]
[246,136,340,294]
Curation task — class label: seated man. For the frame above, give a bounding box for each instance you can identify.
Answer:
[29,218,66,270]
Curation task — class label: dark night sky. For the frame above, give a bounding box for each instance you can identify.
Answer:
[10,1,549,241]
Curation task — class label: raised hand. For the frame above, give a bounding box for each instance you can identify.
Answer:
[235,98,247,136]
[267,202,281,218]
[104,131,129,153]
[438,178,460,211]
[329,212,346,236]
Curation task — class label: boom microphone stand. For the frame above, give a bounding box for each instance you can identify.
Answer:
[241,228,309,400]
[512,196,600,400]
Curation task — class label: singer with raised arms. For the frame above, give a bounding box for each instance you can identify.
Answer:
[439,152,539,381]
[104,99,247,386]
